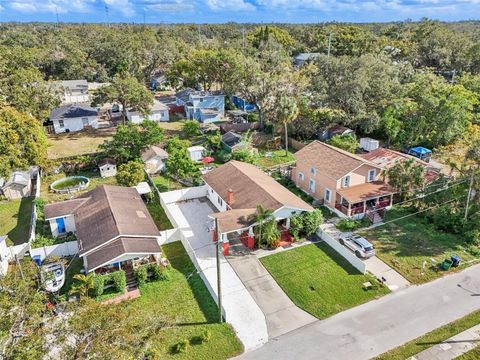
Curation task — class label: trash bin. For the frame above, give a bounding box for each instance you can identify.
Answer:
[32,255,42,266]
[451,255,461,267]
[441,258,453,271]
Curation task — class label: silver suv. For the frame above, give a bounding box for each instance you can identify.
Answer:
[339,233,375,259]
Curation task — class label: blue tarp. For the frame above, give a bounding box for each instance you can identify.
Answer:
[409,146,432,155]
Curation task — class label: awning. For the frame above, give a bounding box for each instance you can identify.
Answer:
[209,208,256,234]
[337,181,395,204]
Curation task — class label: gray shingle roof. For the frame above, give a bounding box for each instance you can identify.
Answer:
[50,104,98,120]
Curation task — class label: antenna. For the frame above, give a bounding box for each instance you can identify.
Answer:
[55,7,60,28]
[104,2,110,27]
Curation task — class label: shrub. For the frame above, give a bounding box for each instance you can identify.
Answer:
[289,214,303,239]
[465,229,480,246]
[301,210,324,237]
[181,120,200,137]
[135,265,148,286]
[262,219,280,247]
[327,134,358,153]
[116,161,145,187]
[149,264,171,281]
[336,219,362,232]
[32,234,55,248]
[93,275,105,297]
[200,330,212,343]
[216,150,232,163]
[111,270,126,292]
[173,339,189,354]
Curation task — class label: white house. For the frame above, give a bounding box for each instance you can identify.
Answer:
[187,146,205,162]
[49,104,99,134]
[54,79,90,104]
[127,99,169,124]
[98,158,117,178]
[141,145,169,174]
[176,89,225,123]
[1,170,32,200]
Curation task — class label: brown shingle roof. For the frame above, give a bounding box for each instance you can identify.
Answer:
[202,161,313,212]
[141,145,168,161]
[210,208,256,233]
[337,181,395,203]
[85,236,160,271]
[294,141,380,180]
[44,198,88,219]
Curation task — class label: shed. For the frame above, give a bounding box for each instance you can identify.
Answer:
[221,131,245,153]
[187,146,206,162]
[1,170,31,200]
[98,158,117,178]
[359,138,380,152]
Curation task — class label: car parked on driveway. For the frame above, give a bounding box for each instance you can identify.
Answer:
[339,233,375,258]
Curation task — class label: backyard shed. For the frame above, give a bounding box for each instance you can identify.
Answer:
[221,131,245,153]
[1,170,32,200]
[98,158,117,178]
[187,146,206,162]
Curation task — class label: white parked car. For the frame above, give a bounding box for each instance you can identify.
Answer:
[339,233,375,258]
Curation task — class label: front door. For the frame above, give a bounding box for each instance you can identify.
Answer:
[56,217,66,234]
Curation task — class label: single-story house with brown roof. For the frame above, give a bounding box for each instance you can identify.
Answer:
[44,185,161,273]
[292,141,395,223]
[203,160,314,249]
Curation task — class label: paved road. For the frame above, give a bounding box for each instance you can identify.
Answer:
[228,255,316,339]
[236,264,480,360]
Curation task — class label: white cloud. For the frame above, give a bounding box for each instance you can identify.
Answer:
[144,0,195,12]
[8,0,95,14]
[205,0,256,11]
[104,0,135,17]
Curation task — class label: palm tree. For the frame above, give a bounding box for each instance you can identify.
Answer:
[276,96,299,156]
[71,273,95,297]
[251,205,274,247]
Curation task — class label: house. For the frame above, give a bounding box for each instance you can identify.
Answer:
[1,170,32,200]
[294,53,320,67]
[98,158,117,178]
[292,141,395,222]
[49,104,99,134]
[43,185,161,273]
[318,124,355,141]
[360,147,441,184]
[126,99,169,124]
[55,79,90,104]
[221,131,245,153]
[203,161,313,250]
[141,145,169,174]
[187,146,206,162]
[176,89,225,123]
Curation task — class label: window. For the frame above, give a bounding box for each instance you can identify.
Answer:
[82,117,89,126]
[217,196,223,207]
[368,169,376,182]
[342,175,351,188]
[199,98,204,102]
[324,188,332,202]
[309,179,315,192]
[310,167,316,175]
[298,172,304,181]
[59,120,64,128]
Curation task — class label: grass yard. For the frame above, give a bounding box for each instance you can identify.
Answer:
[0,197,33,245]
[47,128,115,159]
[363,207,479,284]
[260,243,390,319]
[256,149,295,169]
[151,174,186,192]
[147,198,173,230]
[129,241,243,359]
[40,171,117,203]
[375,309,480,360]
[158,120,184,137]
[457,346,480,359]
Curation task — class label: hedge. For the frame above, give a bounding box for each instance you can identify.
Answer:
[134,263,171,284]
[111,270,126,292]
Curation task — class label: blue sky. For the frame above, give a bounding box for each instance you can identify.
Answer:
[0,0,479,23]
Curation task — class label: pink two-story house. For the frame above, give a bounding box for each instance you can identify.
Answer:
[291,141,395,221]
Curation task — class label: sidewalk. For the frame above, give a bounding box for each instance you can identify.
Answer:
[364,256,411,291]
[409,324,480,360]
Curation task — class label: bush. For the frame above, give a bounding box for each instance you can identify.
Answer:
[116,161,145,187]
[231,148,256,164]
[135,265,148,286]
[181,120,200,137]
[111,270,126,292]
[289,214,303,239]
[32,234,55,248]
[336,219,362,232]
[215,150,232,163]
[93,275,105,297]
[301,210,324,237]
[199,330,212,343]
[327,134,358,153]
[149,264,171,281]
[173,339,189,354]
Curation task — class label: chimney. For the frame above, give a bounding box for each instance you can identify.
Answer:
[226,189,234,207]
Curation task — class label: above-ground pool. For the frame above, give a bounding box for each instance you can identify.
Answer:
[50,176,90,194]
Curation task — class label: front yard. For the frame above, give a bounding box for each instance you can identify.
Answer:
[0,197,33,245]
[363,208,479,284]
[260,243,389,319]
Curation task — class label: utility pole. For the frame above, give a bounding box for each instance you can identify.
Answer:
[214,218,223,323]
[327,32,332,57]
[464,169,475,221]
[55,7,60,29]
[105,3,110,27]
[242,25,245,52]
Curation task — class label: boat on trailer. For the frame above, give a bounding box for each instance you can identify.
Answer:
[41,262,65,293]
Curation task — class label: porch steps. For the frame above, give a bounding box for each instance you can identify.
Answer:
[125,269,138,291]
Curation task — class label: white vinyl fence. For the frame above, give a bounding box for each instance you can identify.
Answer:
[29,240,79,262]
[317,227,367,274]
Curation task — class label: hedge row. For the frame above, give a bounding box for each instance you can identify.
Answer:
[92,270,126,297]
[134,263,171,286]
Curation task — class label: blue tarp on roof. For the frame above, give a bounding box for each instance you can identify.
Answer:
[409,146,432,155]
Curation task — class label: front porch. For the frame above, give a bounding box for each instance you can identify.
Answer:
[93,254,161,275]
[333,181,395,221]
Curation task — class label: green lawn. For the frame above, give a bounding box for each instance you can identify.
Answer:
[256,149,295,169]
[47,128,114,159]
[375,309,480,360]
[260,243,390,319]
[131,241,243,359]
[0,197,33,245]
[363,207,479,284]
[457,346,480,359]
[151,174,186,192]
[147,197,173,230]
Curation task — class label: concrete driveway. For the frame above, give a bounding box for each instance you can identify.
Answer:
[228,255,316,339]
[236,263,480,360]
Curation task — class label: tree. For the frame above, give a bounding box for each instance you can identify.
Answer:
[92,72,154,123]
[249,26,295,50]
[0,107,49,178]
[275,96,299,156]
[116,161,145,187]
[165,137,198,180]
[385,159,425,200]
[182,120,200,137]
[251,205,274,248]
[327,135,359,153]
[71,273,95,297]
[99,120,163,164]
